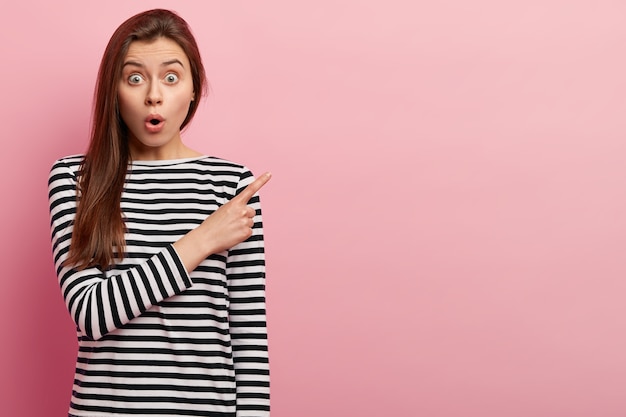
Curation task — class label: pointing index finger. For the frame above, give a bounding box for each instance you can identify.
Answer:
[235,172,272,203]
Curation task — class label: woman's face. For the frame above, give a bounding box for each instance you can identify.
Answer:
[118,37,195,160]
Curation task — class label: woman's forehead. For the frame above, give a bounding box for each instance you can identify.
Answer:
[124,37,189,64]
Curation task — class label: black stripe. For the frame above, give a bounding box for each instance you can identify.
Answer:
[70,403,237,416]
[127,270,144,315]
[107,277,122,329]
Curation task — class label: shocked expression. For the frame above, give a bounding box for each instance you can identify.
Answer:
[118,37,195,158]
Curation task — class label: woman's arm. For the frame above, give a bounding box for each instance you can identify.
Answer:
[49,159,193,340]
[49,158,271,341]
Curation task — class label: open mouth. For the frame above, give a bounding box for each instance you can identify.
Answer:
[145,115,165,132]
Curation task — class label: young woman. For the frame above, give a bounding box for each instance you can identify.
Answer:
[48,9,271,417]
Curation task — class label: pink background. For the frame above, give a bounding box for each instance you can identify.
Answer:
[1,1,626,416]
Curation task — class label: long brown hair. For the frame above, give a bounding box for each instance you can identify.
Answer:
[67,9,207,270]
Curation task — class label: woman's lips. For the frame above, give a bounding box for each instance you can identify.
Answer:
[145,115,165,133]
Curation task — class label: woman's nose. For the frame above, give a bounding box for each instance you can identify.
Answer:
[145,83,162,105]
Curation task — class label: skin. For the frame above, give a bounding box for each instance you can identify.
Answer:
[117,37,271,272]
[118,37,201,160]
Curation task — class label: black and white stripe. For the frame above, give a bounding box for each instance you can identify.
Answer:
[49,155,270,417]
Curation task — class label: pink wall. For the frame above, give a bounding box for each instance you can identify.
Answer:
[2,1,626,416]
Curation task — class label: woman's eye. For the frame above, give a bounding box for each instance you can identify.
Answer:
[128,74,143,84]
[165,73,179,83]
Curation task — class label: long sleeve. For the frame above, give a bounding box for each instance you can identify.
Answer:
[48,158,193,341]
[227,170,271,416]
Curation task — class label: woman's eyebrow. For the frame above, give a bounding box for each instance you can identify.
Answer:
[121,59,184,69]
[162,59,184,67]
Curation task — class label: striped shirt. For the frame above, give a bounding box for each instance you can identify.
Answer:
[48,155,270,417]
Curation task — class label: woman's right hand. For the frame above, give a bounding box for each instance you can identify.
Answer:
[173,172,272,272]
[199,172,272,254]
